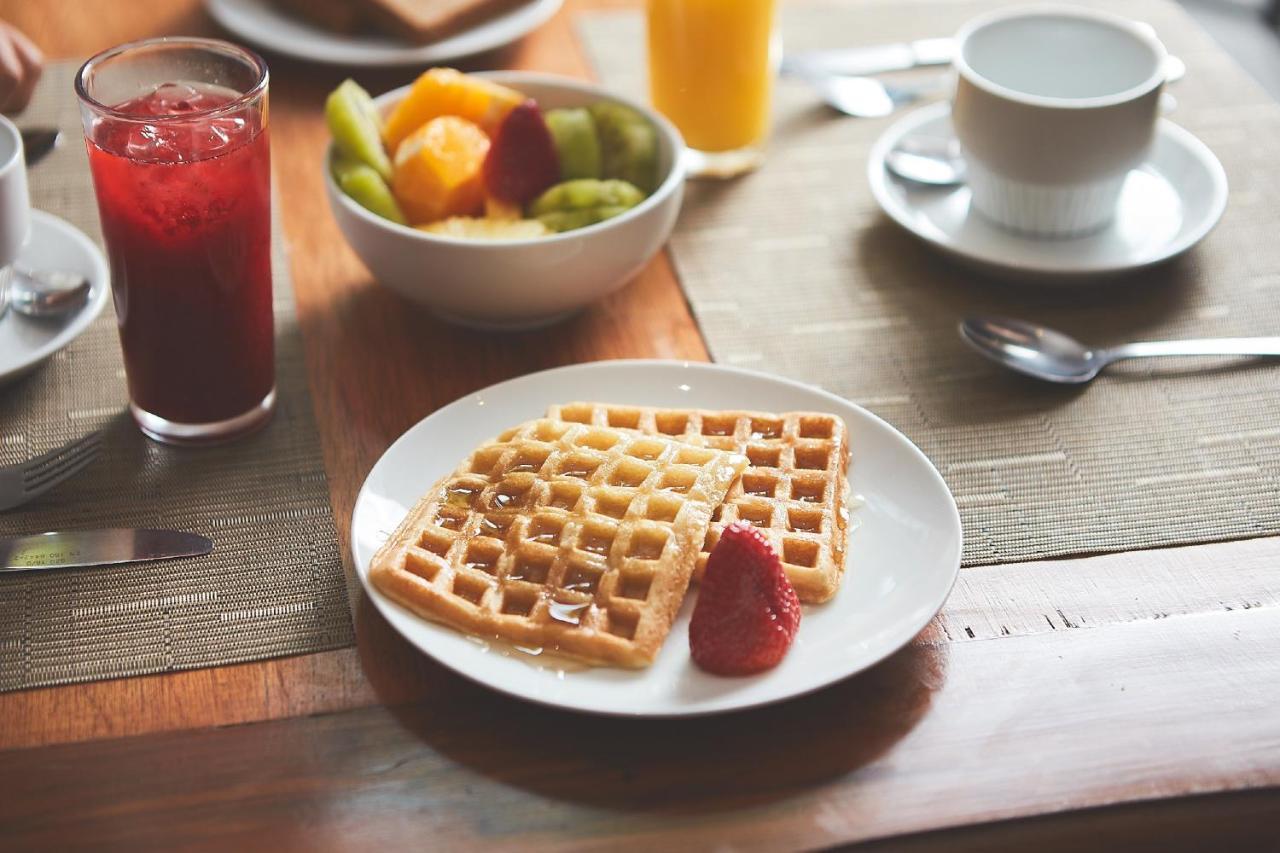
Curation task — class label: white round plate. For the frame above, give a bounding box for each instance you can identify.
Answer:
[0,210,110,384]
[205,0,563,67]
[867,101,1228,280]
[351,360,962,717]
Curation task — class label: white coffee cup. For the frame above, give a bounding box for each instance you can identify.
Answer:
[0,115,31,317]
[951,6,1167,237]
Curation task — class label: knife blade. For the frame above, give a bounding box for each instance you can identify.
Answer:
[0,529,213,572]
[781,38,954,78]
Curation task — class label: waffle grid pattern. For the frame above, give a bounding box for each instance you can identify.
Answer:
[547,403,851,603]
[369,419,748,667]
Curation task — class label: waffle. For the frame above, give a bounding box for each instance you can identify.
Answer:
[546,403,851,603]
[368,419,748,668]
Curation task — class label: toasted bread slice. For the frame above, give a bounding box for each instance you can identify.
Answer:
[363,0,530,44]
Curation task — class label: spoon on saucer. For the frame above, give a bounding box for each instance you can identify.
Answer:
[960,316,1280,384]
[885,135,966,186]
[7,266,92,318]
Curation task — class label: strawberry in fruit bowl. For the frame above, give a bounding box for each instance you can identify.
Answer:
[482,100,561,207]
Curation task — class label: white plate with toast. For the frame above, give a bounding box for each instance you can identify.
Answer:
[206,0,563,67]
[351,360,961,716]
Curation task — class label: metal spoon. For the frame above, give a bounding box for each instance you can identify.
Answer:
[886,135,966,186]
[7,266,91,318]
[960,316,1280,384]
[804,73,942,118]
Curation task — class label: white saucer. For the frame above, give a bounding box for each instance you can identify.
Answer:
[0,210,110,385]
[867,101,1228,280]
[205,0,563,67]
[351,360,961,717]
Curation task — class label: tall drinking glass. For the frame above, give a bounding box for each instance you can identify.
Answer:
[647,0,778,178]
[76,38,274,445]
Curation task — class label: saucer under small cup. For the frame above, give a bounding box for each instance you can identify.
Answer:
[0,210,109,383]
[866,102,1228,281]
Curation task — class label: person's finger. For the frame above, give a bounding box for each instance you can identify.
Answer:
[5,24,41,111]
[0,26,23,113]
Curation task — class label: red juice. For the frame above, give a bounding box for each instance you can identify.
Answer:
[86,82,273,427]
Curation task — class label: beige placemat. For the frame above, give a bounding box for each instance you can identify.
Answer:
[0,62,353,692]
[581,0,1280,566]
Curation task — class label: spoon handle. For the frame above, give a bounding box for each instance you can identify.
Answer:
[1110,338,1280,360]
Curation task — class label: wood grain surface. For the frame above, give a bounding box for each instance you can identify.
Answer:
[0,0,1277,849]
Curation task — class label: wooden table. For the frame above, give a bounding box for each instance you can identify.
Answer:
[2,1,1278,849]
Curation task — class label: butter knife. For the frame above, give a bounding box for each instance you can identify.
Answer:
[781,38,954,78]
[0,529,213,572]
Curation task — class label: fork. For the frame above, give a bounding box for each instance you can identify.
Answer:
[0,432,103,511]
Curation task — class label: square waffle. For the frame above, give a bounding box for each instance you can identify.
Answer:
[368,419,748,668]
[546,403,851,603]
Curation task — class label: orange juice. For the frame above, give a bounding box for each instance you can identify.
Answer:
[647,0,777,156]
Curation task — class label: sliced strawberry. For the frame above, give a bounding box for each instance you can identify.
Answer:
[689,522,802,676]
[482,99,561,206]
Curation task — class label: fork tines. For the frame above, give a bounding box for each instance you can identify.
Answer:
[20,431,103,491]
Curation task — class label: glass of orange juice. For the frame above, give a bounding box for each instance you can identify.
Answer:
[647,0,778,178]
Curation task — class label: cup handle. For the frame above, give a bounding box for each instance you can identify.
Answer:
[1159,53,1183,115]
[1135,20,1184,85]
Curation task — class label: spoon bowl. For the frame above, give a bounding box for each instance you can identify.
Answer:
[8,266,92,318]
[885,135,966,186]
[960,316,1105,383]
[799,72,940,118]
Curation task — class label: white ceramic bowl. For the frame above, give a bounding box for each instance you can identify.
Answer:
[325,71,686,330]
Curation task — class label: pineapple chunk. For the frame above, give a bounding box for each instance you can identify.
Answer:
[484,197,524,221]
[418,217,552,241]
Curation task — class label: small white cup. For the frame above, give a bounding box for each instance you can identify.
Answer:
[0,115,31,317]
[952,6,1167,237]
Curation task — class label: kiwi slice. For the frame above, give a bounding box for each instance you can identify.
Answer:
[332,155,406,225]
[536,206,633,233]
[530,179,644,232]
[588,102,659,193]
[326,79,392,181]
[529,179,645,217]
[545,107,602,181]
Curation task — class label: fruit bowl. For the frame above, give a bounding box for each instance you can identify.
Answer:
[325,71,686,330]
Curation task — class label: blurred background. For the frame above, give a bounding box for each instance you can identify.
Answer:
[1181,0,1280,97]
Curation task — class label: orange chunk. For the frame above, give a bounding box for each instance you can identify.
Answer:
[392,116,491,224]
[383,68,524,155]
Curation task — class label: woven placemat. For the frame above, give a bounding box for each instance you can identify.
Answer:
[0,62,353,692]
[580,0,1280,566]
